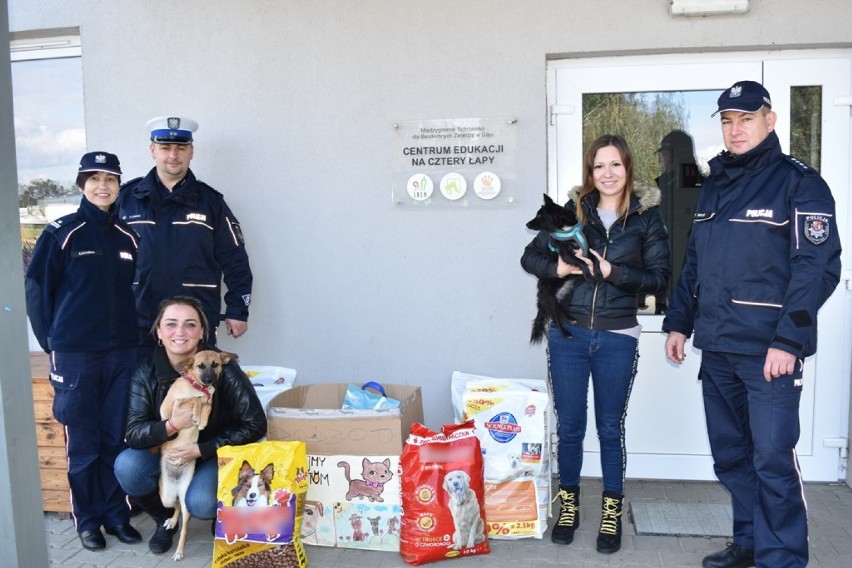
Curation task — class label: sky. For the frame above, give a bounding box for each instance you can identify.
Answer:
[684,89,726,174]
[11,56,86,186]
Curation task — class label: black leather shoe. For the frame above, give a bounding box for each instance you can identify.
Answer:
[105,522,142,544]
[148,522,178,554]
[79,529,106,550]
[702,542,755,568]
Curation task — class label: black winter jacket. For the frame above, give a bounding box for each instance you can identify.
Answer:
[125,347,267,461]
[521,186,671,330]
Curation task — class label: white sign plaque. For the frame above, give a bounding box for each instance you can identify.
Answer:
[392,117,517,208]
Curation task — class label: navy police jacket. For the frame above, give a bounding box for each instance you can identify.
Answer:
[521,185,671,330]
[25,197,138,353]
[117,168,252,331]
[663,131,842,358]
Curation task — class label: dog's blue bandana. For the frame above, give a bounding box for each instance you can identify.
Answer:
[548,224,588,256]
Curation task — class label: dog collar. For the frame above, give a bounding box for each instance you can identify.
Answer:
[548,223,589,256]
[180,370,212,400]
[365,480,384,488]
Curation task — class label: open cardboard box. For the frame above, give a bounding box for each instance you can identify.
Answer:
[267,383,423,455]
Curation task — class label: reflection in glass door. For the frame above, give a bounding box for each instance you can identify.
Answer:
[581,90,720,315]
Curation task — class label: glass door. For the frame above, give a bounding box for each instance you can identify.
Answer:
[547,50,851,481]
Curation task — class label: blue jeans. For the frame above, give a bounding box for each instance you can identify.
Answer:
[547,323,639,495]
[700,350,807,568]
[114,448,219,519]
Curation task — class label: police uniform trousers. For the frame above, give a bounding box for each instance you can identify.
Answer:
[699,350,808,568]
[50,347,136,533]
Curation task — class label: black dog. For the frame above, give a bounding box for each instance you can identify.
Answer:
[526,194,597,343]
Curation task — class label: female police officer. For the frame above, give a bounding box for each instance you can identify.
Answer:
[26,152,142,550]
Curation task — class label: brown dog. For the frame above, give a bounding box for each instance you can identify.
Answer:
[159,350,235,561]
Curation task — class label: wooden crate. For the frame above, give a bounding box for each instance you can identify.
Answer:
[31,352,72,513]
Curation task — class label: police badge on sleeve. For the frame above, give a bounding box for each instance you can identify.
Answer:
[804,215,830,245]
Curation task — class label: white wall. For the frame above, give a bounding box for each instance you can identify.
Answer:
[9,0,852,429]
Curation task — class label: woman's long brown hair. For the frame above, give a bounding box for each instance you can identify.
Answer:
[575,134,635,224]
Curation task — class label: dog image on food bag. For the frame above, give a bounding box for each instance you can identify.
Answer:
[443,470,486,550]
[160,349,232,561]
[232,460,274,507]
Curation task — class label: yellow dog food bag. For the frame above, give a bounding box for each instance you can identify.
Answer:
[213,441,309,567]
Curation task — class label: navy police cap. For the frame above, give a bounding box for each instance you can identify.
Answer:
[78,151,122,175]
[712,81,772,116]
[147,115,198,144]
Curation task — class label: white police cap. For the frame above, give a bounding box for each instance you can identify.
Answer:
[147,116,198,145]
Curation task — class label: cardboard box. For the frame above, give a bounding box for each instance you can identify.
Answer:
[267,383,423,551]
[266,384,423,455]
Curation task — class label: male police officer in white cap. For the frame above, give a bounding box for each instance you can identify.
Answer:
[663,81,841,568]
[117,116,253,358]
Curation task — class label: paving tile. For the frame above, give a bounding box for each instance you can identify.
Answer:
[43,479,852,567]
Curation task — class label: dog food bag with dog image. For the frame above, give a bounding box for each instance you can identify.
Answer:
[213,441,309,568]
[400,421,489,565]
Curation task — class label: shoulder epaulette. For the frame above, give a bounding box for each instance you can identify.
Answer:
[195,179,223,198]
[119,176,144,191]
[44,212,83,238]
[783,154,816,175]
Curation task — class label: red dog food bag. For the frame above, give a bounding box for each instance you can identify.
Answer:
[400,421,490,565]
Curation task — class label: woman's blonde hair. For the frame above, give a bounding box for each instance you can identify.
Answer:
[576,134,635,224]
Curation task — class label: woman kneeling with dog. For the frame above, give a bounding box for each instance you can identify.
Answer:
[521,134,670,554]
[114,295,267,555]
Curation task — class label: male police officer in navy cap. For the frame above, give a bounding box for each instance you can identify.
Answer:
[663,81,841,568]
[117,116,253,358]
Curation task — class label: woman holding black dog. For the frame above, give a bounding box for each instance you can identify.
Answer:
[114,295,266,555]
[25,152,142,551]
[521,134,670,554]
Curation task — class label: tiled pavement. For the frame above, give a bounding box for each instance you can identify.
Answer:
[45,478,852,567]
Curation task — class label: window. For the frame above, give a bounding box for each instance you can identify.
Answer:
[11,33,85,349]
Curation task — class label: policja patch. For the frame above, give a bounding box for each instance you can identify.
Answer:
[804,215,830,244]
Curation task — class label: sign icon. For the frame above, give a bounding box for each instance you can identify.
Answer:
[407,174,434,201]
[439,173,467,201]
[473,172,501,200]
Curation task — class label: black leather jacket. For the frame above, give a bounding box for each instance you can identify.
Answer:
[521,186,671,330]
[125,347,267,461]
